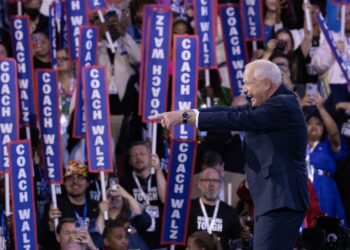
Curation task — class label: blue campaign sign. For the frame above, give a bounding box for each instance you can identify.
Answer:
[333,0,350,4]
[86,0,107,11]
[73,26,99,138]
[82,66,113,172]
[194,0,217,69]
[161,139,196,245]
[317,13,350,85]
[0,59,19,173]
[9,16,36,126]
[49,3,58,69]
[9,140,38,250]
[37,70,63,183]
[172,35,198,141]
[240,0,264,41]
[142,10,172,122]
[219,4,248,96]
[66,0,88,61]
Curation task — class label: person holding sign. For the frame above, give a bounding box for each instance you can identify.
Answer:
[39,161,101,250]
[149,60,309,250]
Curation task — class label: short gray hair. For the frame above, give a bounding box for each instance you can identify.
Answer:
[245,59,282,86]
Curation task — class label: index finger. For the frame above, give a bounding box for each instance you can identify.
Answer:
[148,113,164,120]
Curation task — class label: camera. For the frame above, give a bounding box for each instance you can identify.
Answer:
[275,39,287,51]
[301,216,350,250]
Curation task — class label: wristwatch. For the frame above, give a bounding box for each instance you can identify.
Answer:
[182,112,190,124]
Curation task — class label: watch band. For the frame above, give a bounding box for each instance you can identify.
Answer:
[182,112,189,124]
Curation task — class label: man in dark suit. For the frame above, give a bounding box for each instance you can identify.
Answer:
[149,59,309,250]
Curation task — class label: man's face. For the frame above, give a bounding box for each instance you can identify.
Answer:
[129,145,151,172]
[198,168,222,202]
[104,227,129,250]
[56,222,77,246]
[243,68,269,107]
[64,175,89,197]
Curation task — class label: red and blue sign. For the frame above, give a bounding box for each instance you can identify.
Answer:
[240,0,264,41]
[83,66,113,172]
[161,139,196,245]
[9,16,36,126]
[172,35,198,141]
[66,0,88,61]
[220,4,248,96]
[86,0,107,11]
[37,70,63,184]
[194,0,217,69]
[9,140,38,250]
[73,26,99,138]
[0,59,19,173]
[142,10,172,122]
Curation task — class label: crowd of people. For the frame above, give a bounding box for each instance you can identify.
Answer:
[0,0,350,249]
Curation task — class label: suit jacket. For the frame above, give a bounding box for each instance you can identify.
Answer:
[198,85,309,216]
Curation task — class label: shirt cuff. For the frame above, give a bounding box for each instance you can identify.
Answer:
[192,109,199,128]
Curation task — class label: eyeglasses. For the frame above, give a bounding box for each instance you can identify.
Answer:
[57,56,70,62]
[199,178,222,184]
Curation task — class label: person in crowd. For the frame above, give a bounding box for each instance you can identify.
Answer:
[263,0,283,43]
[192,151,245,208]
[149,60,309,250]
[23,0,48,33]
[56,218,98,250]
[120,141,167,249]
[186,231,222,250]
[96,184,151,249]
[103,222,129,250]
[127,0,145,45]
[187,167,241,249]
[98,8,140,145]
[57,48,76,165]
[39,160,101,250]
[303,92,347,225]
[32,27,51,69]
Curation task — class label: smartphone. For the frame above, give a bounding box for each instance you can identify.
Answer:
[109,177,119,191]
[306,83,318,105]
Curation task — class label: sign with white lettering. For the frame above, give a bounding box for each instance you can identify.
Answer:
[193,0,217,68]
[9,16,36,126]
[333,0,350,4]
[142,10,172,122]
[83,66,113,172]
[172,35,198,140]
[240,0,264,41]
[37,70,63,183]
[0,59,19,173]
[161,139,196,244]
[66,0,88,61]
[49,3,58,69]
[139,4,168,116]
[219,4,248,96]
[9,140,38,250]
[87,0,107,11]
[73,26,99,138]
[317,12,350,85]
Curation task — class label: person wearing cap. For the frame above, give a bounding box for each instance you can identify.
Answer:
[39,160,101,250]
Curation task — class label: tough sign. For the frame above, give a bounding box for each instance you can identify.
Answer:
[82,66,113,172]
[0,59,19,173]
[37,70,63,183]
[9,140,38,250]
[172,35,198,141]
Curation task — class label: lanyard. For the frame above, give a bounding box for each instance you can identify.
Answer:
[74,203,88,224]
[199,198,220,234]
[132,171,152,206]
